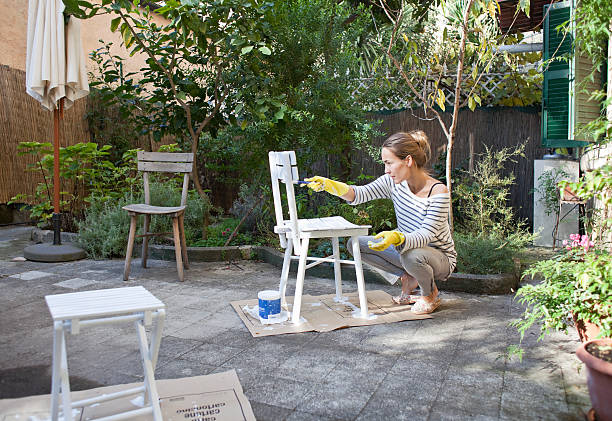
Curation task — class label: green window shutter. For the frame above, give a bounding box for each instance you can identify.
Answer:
[542,2,588,148]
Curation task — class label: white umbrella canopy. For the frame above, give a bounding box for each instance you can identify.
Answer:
[26,0,89,111]
[24,0,89,260]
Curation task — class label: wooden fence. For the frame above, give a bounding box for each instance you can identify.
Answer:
[352,106,545,225]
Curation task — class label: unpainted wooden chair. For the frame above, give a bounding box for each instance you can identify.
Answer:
[269,151,372,324]
[123,151,194,282]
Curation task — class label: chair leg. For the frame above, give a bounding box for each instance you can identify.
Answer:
[351,235,369,318]
[332,237,343,300]
[279,238,293,309]
[172,216,184,282]
[291,237,310,325]
[59,329,73,421]
[124,214,138,281]
[179,213,189,269]
[135,319,163,420]
[553,203,561,249]
[50,322,62,421]
[141,214,150,268]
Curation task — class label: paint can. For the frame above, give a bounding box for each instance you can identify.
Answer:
[258,290,281,319]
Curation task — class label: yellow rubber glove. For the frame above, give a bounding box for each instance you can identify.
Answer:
[303,176,350,197]
[368,231,405,251]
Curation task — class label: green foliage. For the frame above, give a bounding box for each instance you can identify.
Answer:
[145,181,211,246]
[76,193,134,259]
[453,143,529,237]
[78,0,274,205]
[513,236,612,349]
[210,0,381,185]
[229,183,272,233]
[452,143,535,274]
[190,218,256,247]
[454,232,528,275]
[533,167,570,217]
[9,141,139,229]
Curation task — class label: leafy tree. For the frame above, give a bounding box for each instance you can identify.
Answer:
[68,0,274,201]
[203,0,381,187]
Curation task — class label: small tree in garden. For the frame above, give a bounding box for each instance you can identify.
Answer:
[68,0,274,201]
[195,0,382,190]
[371,0,529,227]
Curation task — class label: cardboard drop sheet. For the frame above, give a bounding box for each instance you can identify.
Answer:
[231,289,432,337]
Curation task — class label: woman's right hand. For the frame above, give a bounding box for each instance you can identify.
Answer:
[303,176,350,197]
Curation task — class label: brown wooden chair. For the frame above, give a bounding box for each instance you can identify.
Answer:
[123,151,194,282]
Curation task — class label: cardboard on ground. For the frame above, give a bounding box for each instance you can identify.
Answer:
[231,289,431,337]
[0,370,255,421]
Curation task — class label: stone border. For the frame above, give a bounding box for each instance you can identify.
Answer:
[31,228,519,294]
[147,244,518,294]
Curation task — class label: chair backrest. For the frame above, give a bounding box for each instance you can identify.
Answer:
[268,151,301,251]
[137,151,194,206]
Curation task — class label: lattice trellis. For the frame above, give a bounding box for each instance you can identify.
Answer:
[352,72,533,111]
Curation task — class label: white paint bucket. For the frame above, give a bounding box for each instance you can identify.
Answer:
[258,290,281,319]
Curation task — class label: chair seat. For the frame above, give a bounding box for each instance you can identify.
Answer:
[122,203,186,215]
[275,216,370,238]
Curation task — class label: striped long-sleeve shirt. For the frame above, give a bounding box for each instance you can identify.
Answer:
[351,174,457,271]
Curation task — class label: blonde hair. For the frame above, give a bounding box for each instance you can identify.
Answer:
[382,131,431,168]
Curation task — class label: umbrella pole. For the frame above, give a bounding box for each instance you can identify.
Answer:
[52,99,63,246]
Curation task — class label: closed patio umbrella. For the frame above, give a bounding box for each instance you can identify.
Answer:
[24,0,89,262]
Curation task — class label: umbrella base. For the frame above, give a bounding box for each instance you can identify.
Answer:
[24,243,86,262]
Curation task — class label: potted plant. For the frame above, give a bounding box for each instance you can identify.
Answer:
[576,338,612,421]
[512,233,611,347]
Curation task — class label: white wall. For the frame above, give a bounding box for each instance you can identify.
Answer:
[533,159,580,247]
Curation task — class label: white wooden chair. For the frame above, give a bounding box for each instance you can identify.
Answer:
[268,151,372,324]
[45,286,166,421]
[123,151,193,282]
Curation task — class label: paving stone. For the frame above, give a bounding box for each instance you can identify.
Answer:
[296,380,375,420]
[53,277,99,289]
[9,270,52,280]
[249,401,294,421]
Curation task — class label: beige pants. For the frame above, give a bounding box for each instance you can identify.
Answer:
[347,236,451,296]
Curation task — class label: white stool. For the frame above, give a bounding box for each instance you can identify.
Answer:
[45,286,166,421]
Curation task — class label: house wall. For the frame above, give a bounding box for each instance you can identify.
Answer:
[0,0,167,75]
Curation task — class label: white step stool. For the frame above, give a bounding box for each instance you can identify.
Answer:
[45,286,166,421]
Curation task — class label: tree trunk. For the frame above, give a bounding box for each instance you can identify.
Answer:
[444,0,474,231]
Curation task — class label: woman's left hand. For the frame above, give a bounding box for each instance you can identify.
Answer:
[368,231,405,251]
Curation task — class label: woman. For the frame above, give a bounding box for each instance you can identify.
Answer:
[303,131,456,314]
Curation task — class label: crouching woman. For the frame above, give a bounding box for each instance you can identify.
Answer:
[304,131,456,314]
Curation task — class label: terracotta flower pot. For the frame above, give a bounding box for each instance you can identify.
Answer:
[572,313,602,343]
[576,339,612,421]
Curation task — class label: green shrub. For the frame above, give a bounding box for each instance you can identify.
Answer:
[145,181,210,246]
[454,232,532,275]
[452,144,535,273]
[190,217,256,247]
[76,194,134,259]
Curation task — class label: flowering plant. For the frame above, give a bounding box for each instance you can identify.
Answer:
[510,234,612,355]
